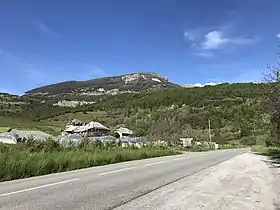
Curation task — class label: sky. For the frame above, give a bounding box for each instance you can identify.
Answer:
[0,0,280,95]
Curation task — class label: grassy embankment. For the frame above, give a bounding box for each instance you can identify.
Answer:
[251,145,280,157]
[0,140,180,182]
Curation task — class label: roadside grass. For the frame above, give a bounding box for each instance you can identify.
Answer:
[218,144,246,150]
[0,127,11,132]
[0,143,180,182]
[183,145,215,152]
[251,145,280,157]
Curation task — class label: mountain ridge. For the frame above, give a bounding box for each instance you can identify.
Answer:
[25,72,178,96]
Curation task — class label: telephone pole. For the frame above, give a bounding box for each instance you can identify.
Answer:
[208,119,212,142]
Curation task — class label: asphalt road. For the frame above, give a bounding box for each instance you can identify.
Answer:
[0,149,248,210]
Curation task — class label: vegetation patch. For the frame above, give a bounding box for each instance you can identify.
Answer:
[251,145,280,157]
[0,141,180,182]
[0,127,11,132]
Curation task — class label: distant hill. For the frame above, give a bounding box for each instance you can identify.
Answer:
[0,81,271,146]
[25,72,179,96]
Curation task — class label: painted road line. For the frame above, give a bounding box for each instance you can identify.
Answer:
[144,161,166,166]
[0,178,80,197]
[172,157,186,161]
[98,167,136,176]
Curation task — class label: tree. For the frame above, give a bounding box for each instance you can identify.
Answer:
[263,63,280,146]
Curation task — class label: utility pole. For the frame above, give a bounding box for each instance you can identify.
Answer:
[208,119,212,142]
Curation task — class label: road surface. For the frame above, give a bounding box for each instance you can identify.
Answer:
[0,149,248,210]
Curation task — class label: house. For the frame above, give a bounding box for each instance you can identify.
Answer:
[64,121,109,137]
[114,127,133,138]
[67,119,84,126]
[194,141,202,146]
[0,133,17,144]
[179,138,193,147]
[63,119,85,136]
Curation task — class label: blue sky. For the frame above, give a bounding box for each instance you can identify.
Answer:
[0,0,279,94]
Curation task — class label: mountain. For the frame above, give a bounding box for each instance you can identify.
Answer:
[0,81,270,147]
[25,72,179,97]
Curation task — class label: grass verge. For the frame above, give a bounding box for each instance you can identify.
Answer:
[0,146,180,182]
[251,145,280,156]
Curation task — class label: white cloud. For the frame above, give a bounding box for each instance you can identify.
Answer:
[277,33,280,39]
[202,30,256,50]
[184,82,222,88]
[184,28,257,58]
[202,31,230,50]
[34,20,58,37]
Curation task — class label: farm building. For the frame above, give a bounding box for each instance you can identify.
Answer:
[179,138,193,147]
[64,121,109,137]
[67,118,85,126]
[114,127,133,138]
[0,133,17,144]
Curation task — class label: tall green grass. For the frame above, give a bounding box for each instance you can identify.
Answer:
[0,144,180,182]
[251,145,280,156]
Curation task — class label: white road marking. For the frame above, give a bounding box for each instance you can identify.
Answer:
[172,157,185,161]
[0,178,79,197]
[144,161,165,166]
[98,167,135,176]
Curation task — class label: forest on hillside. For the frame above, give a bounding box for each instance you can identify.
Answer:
[0,82,272,146]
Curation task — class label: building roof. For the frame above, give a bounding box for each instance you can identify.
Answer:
[67,119,84,125]
[115,127,133,135]
[64,125,76,132]
[86,121,109,130]
[0,133,17,144]
[65,121,109,133]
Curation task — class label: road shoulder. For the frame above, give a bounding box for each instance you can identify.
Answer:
[115,152,277,210]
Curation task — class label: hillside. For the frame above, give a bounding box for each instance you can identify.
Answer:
[25,72,178,97]
[0,81,271,146]
[31,83,270,145]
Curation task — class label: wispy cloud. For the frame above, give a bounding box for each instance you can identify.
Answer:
[277,33,280,39]
[202,31,230,50]
[202,30,256,50]
[184,28,258,57]
[0,49,108,94]
[33,20,58,37]
[184,30,199,42]
[0,49,47,94]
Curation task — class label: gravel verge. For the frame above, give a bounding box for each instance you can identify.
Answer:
[115,152,278,210]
